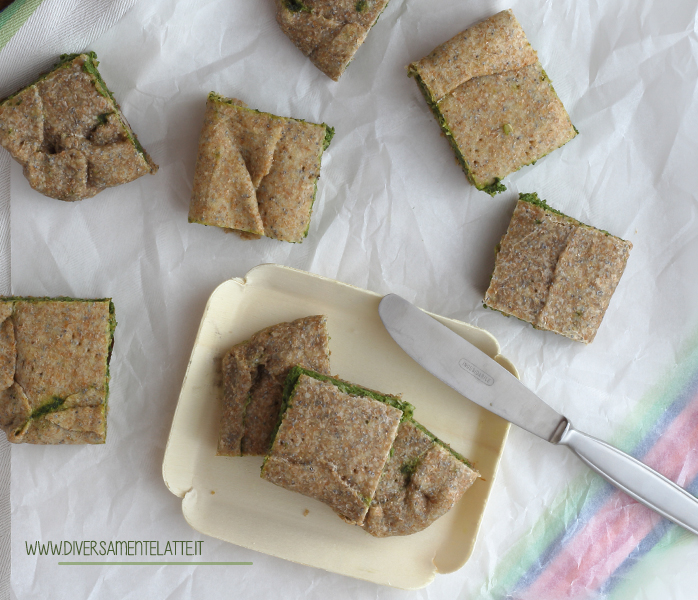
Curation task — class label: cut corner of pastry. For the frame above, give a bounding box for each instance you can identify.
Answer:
[0,52,158,202]
[407,9,577,196]
[363,417,479,537]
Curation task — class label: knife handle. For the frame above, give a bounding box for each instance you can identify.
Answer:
[559,424,698,535]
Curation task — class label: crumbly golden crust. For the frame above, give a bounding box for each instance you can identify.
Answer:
[408,10,576,192]
[275,0,390,81]
[261,374,403,525]
[217,316,331,456]
[19,410,105,445]
[485,197,632,343]
[188,94,329,243]
[0,298,114,444]
[363,420,478,537]
[0,313,15,390]
[0,384,30,442]
[0,54,157,201]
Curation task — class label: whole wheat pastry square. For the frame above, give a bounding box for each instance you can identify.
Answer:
[217,315,331,457]
[261,368,411,525]
[275,0,391,81]
[0,298,116,444]
[362,418,478,537]
[407,9,577,196]
[0,53,157,201]
[188,93,334,243]
[484,193,632,343]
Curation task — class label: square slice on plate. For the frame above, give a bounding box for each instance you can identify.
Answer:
[261,367,410,525]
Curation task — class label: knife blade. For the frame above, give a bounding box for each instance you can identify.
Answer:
[379,293,698,536]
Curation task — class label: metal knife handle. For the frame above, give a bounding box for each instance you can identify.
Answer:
[559,424,698,535]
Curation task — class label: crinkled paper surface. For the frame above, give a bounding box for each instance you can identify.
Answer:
[5,0,698,598]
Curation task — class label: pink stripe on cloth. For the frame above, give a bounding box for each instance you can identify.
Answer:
[642,404,698,486]
[518,393,698,600]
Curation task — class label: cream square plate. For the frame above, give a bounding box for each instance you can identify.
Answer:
[162,264,515,589]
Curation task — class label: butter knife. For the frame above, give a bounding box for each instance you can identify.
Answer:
[379,293,698,535]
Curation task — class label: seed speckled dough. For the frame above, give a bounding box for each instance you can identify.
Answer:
[363,419,479,537]
[0,298,115,444]
[275,0,391,81]
[0,53,157,201]
[188,93,333,243]
[261,371,406,525]
[217,316,331,457]
[407,9,577,195]
[484,194,632,343]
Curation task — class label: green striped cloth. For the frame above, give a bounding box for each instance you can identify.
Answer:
[0,0,43,52]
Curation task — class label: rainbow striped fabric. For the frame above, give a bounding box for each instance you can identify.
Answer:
[483,334,698,599]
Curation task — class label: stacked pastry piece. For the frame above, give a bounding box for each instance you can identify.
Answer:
[217,315,478,537]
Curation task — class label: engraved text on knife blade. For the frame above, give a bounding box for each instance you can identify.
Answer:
[458,358,494,386]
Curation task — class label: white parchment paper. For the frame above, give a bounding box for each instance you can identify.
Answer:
[7,0,698,598]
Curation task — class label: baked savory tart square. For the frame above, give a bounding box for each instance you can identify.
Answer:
[217,316,331,457]
[261,367,411,525]
[484,193,632,343]
[275,0,391,81]
[0,52,157,201]
[407,9,577,196]
[0,297,116,444]
[363,418,479,537]
[188,93,333,243]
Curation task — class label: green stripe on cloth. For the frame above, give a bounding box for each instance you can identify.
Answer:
[0,0,45,53]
